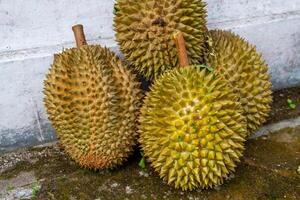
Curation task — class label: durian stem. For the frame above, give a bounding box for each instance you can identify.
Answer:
[72,24,87,47]
[173,31,189,68]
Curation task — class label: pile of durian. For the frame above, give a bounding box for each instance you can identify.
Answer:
[44,0,272,191]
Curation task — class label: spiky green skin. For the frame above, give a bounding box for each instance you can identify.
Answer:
[139,67,247,190]
[44,45,142,169]
[204,30,272,136]
[114,0,207,80]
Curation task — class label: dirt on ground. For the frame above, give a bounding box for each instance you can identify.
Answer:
[0,87,299,200]
[266,86,300,124]
[0,125,299,200]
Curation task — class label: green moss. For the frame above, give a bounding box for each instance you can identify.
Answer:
[0,161,31,180]
[6,185,15,191]
[1,126,300,200]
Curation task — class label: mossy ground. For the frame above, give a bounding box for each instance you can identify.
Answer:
[0,125,299,200]
[267,87,300,124]
[1,87,299,199]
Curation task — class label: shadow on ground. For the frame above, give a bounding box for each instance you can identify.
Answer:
[1,86,300,199]
[0,125,299,200]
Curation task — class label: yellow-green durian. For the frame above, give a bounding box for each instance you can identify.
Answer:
[114,0,207,80]
[139,66,247,190]
[44,45,142,169]
[204,30,272,135]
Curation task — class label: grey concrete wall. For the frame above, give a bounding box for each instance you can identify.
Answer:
[0,0,299,153]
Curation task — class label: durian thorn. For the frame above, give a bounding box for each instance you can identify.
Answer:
[72,24,87,47]
[173,31,189,68]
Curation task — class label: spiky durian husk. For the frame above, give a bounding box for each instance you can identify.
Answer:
[114,0,207,80]
[139,67,247,190]
[44,45,142,169]
[204,30,272,136]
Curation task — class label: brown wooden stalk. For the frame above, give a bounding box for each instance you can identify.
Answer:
[173,31,189,68]
[72,24,87,47]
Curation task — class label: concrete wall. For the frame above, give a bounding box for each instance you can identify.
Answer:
[0,0,299,153]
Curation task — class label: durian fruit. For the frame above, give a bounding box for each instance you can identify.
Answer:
[139,32,247,190]
[204,30,272,135]
[44,25,142,169]
[114,0,207,80]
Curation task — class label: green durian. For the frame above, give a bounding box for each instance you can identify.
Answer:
[203,30,272,135]
[114,0,207,80]
[44,45,142,169]
[139,66,247,190]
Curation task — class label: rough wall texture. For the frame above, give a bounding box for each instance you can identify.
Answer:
[0,0,299,153]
